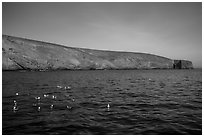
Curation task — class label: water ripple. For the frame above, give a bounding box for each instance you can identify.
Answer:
[2,69,202,135]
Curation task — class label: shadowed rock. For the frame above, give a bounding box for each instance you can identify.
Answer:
[173,60,193,69]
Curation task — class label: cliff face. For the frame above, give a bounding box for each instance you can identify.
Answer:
[2,35,193,71]
[173,60,193,69]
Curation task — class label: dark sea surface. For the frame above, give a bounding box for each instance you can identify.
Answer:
[2,69,202,135]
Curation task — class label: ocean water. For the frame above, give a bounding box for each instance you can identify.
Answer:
[2,69,202,135]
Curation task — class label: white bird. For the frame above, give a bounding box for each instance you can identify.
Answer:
[107,104,110,108]
[43,94,49,97]
[15,92,19,96]
[13,100,17,104]
[37,106,41,111]
[35,96,41,100]
[66,105,72,109]
[13,106,18,111]
[52,95,57,99]
[13,101,17,108]
[65,86,71,90]
[57,85,62,89]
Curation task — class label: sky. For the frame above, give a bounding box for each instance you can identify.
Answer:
[2,2,202,68]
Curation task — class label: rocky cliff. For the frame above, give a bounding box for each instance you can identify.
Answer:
[173,60,193,69]
[2,35,193,71]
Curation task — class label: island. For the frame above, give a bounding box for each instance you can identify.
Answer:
[2,35,193,71]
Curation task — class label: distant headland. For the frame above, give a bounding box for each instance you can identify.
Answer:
[2,35,193,71]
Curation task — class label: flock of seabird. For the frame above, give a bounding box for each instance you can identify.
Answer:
[12,85,110,112]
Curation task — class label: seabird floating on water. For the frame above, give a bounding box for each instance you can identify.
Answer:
[38,106,41,111]
[57,85,63,89]
[35,96,41,100]
[52,95,57,99]
[13,106,18,111]
[43,94,49,97]
[65,86,71,90]
[13,100,18,111]
[66,105,72,109]
[13,100,17,104]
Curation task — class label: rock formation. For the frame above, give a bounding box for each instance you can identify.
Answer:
[173,60,193,69]
[2,35,193,71]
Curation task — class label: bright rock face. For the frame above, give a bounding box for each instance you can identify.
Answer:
[2,35,193,71]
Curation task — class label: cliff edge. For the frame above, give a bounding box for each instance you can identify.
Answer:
[2,35,193,71]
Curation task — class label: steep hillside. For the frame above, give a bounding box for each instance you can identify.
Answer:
[2,35,193,71]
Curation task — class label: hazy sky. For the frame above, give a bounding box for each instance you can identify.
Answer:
[2,2,202,68]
